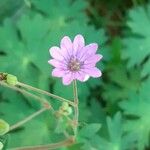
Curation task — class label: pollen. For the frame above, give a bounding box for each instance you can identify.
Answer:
[68,57,81,72]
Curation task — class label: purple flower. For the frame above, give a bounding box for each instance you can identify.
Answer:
[48,34,102,85]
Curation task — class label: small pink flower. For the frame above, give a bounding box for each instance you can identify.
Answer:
[48,34,102,85]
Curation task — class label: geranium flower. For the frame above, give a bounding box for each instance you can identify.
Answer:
[48,34,102,85]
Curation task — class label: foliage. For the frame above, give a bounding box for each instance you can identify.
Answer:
[98,112,136,150]
[122,4,150,77]
[120,78,150,150]
[0,0,150,150]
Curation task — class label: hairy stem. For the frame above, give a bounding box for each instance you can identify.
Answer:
[17,82,75,106]
[9,107,47,131]
[0,79,77,148]
[1,81,47,104]
[73,80,79,137]
[9,136,75,150]
[0,81,54,111]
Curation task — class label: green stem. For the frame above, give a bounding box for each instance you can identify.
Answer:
[73,80,79,136]
[9,107,47,132]
[8,136,75,150]
[17,82,75,106]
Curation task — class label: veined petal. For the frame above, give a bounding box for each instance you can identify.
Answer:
[83,67,102,78]
[49,46,64,60]
[73,34,85,55]
[52,68,65,77]
[75,72,89,82]
[78,43,98,61]
[84,54,103,64]
[60,36,73,56]
[82,63,96,68]
[48,59,66,68]
[62,72,74,85]
[82,54,103,69]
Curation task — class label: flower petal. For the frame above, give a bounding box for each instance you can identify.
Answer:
[52,68,65,77]
[49,46,64,60]
[83,67,102,78]
[78,43,98,61]
[75,72,89,82]
[73,34,85,55]
[48,59,66,68]
[62,72,74,85]
[60,36,73,56]
[84,54,103,66]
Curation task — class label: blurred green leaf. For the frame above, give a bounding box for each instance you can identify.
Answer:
[99,112,136,150]
[8,116,53,147]
[102,65,141,104]
[78,123,101,150]
[31,0,87,21]
[0,0,23,22]
[79,123,101,138]
[119,78,150,150]
[122,5,150,77]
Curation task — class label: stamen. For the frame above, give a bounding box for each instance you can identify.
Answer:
[68,57,81,72]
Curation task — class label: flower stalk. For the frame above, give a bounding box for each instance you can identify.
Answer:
[9,136,75,150]
[1,79,76,149]
[9,107,48,132]
[0,81,50,106]
[0,75,80,148]
[17,81,75,106]
[73,80,79,136]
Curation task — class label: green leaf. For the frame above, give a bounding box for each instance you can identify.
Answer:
[98,112,136,150]
[141,59,150,77]
[54,117,69,134]
[122,5,150,77]
[79,123,101,138]
[31,0,87,21]
[119,78,150,150]
[0,119,9,136]
[102,64,141,104]
[0,0,23,22]
[6,110,59,148]
[78,123,101,150]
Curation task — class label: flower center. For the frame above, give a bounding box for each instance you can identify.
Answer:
[68,57,81,72]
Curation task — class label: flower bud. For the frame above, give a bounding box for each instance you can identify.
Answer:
[63,107,72,116]
[0,119,10,135]
[60,102,72,116]
[0,142,3,150]
[0,73,7,81]
[6,74,18,86]
[61,102,69,110]
[56,102,73,117]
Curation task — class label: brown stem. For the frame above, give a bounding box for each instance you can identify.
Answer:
[17,82,75,106]
[9,108,47,132]
[0,80,76,149]
[0,81,55,111]
[9,136,75,150]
